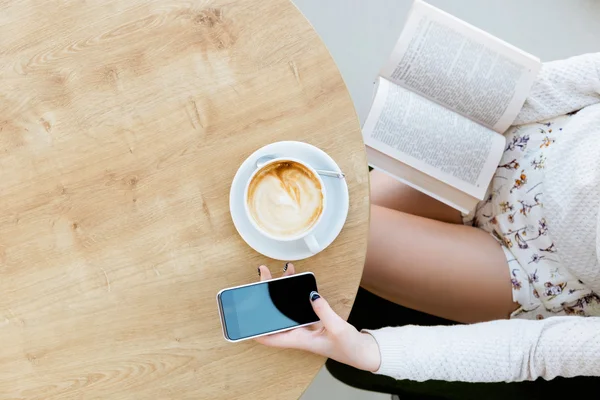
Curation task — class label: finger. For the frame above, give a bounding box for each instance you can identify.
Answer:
[255,327,313,349]
[258,265,272,281]
[255,332,295,348]
[282,262,295,276]
[309,292,346,335]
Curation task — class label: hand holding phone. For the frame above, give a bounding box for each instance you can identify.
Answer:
[217,264,381,373]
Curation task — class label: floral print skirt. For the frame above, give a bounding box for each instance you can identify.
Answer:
[464,115,600,319]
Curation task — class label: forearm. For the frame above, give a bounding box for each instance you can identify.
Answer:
[365,317,600,383]
[514,52,600,125]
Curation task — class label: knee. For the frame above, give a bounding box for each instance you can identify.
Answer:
[369,170,410,208]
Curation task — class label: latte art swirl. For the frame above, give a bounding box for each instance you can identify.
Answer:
[247,161,324,238]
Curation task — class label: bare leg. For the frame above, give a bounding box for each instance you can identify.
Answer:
[370,170,462,224]
[362,205,517,323]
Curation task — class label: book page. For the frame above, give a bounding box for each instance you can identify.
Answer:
[363,78,505,200]
[366,147,479,214]
[381,0,541,133]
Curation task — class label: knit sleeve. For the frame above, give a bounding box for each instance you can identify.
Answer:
[513,53,600,125]
[364,317,600,383]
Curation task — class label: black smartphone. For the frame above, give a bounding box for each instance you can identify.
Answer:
[216,272,319,342]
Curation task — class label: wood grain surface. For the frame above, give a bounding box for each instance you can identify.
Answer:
[0,0,369,398]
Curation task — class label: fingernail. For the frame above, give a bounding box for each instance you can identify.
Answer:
[257,267,261,276]
[310,291,320,302]
[283,262,290,272]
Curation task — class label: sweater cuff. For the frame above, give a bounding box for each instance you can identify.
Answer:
[363,326,420,378]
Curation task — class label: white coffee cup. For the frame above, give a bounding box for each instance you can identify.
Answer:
[244,157,326,254]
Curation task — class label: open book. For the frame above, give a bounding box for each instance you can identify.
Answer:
[363,0,541,214]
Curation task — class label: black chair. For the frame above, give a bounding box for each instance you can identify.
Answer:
[326,288,599,399]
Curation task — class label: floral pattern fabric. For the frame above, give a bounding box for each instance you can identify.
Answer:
[465,113,600,319]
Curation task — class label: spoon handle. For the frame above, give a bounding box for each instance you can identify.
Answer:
[316,169,345,179]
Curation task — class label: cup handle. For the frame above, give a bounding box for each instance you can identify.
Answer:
[303,234,321,254]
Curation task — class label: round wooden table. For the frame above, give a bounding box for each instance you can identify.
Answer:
[0,0,369,398]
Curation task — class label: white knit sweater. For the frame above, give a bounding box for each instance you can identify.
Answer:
[367,53,600,383]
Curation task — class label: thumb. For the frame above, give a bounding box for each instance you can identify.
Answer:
[309,292,346,335]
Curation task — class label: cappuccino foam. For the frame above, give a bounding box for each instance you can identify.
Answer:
[247,160,324,238]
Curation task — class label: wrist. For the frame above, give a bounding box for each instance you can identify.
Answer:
[358,332,381,372]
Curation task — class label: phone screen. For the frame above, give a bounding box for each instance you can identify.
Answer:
[219,273,319,341]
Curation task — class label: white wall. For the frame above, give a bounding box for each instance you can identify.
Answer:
[291,0,600,124]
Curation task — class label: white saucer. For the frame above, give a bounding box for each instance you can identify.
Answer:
[229,141,349,261]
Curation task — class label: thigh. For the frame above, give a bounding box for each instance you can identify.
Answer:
[370,170,462,224]
[361,204,517,323]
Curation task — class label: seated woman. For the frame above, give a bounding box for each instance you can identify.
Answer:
[256,53,600,382]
